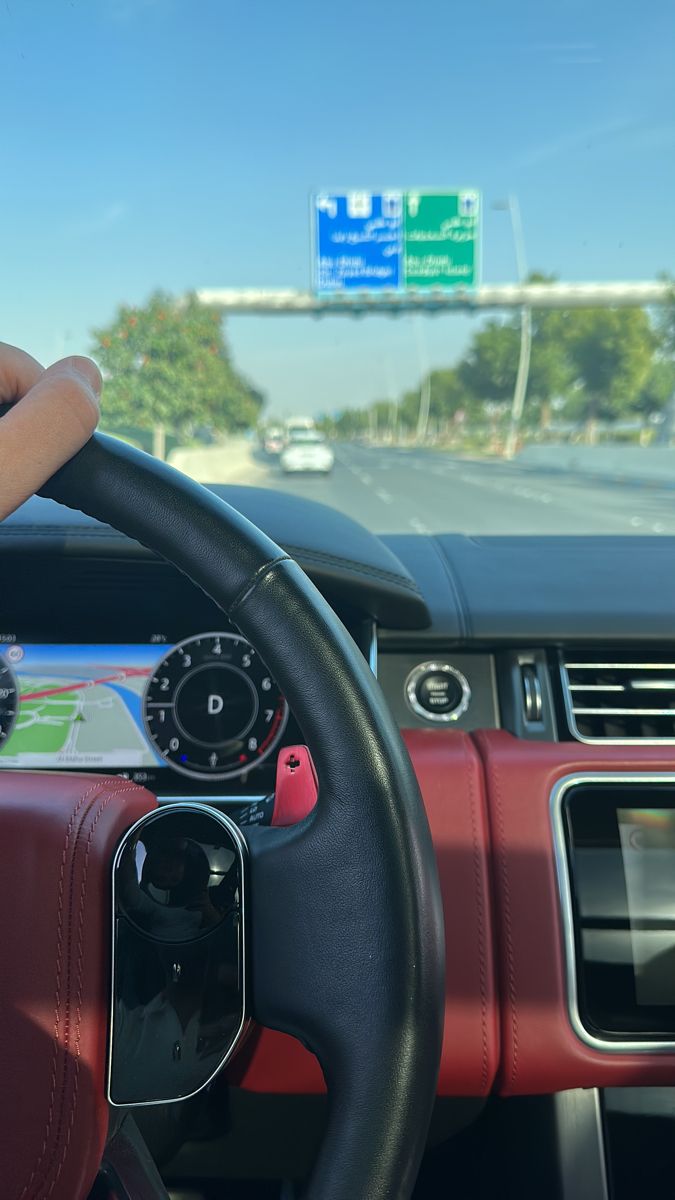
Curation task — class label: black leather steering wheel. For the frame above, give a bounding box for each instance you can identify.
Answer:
[40,433,445,1200]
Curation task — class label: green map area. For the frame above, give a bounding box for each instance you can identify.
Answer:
[0,671,156,768]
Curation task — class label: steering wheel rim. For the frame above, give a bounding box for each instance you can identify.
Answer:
[39,432,445,1200]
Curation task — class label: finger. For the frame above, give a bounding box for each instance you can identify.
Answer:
[44,354,103,399]
[0,357,101,520]
[0,342,44,403]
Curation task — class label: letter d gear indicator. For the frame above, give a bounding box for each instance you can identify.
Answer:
[143,632,288,780]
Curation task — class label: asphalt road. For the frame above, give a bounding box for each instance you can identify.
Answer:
[251,444,675,537]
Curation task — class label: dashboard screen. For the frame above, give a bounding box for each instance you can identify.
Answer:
[0,637,289,782]
[618,807,675,1007]
[0,644,163,770]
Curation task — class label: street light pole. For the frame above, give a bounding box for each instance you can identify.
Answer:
[493,196,532,459]
[413,315,431,445]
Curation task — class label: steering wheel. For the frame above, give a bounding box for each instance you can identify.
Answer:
[0,434,444,1200]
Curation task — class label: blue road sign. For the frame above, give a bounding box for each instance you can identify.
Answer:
[314,192,403,292]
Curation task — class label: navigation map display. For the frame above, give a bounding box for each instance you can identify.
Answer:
[0,644,163,770]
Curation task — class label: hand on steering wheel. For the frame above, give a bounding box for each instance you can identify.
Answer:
[0,341,445,1200]
[0,342,101,520]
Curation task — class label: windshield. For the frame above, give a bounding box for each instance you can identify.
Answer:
[4,1,675,537]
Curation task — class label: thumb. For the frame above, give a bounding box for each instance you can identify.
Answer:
[0,355,102,521]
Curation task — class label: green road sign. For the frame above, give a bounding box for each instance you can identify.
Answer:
[404,191,480,289]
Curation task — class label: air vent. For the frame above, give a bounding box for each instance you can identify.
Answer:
[561,651,675,743]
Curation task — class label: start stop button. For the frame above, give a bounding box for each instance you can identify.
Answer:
[405,662,471,723]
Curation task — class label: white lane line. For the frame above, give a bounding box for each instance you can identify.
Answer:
[653,522,665,533]
[375,488,393,504]
[409,517,430,534]
[360,473,373,485]
[630,516,644,527]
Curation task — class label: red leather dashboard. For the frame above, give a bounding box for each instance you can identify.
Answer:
[232,729,675,1098]
[231,730,499,1097]
[475,730,675,1094]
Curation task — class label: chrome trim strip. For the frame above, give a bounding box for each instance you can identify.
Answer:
[575,707,675,717]
[551,1089,610,1200]
[631,680,675,691]
[157,793,269,807]
[488,654,502,729]
[368,621,378,678]
[568,684,626,692]
[551,771,675,1054]
[560,662,675,745]
[107,802,249,1107]
[565,662,675,670]
[522,664,543,723]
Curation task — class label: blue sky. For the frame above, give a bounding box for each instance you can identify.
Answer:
[2,0,674,416]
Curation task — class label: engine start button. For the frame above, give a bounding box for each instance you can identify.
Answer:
[405,662,471,724]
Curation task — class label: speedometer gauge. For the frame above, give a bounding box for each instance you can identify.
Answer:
[143,632,288,780]
[0,657,18,747]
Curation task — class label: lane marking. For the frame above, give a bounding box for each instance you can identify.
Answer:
[375,489,393,504]
[630,516,644,528]
[409,517,430,534]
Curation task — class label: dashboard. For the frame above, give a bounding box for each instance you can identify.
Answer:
[0,613,374,802]
[0,634,288,779]
[7,482,675,1112]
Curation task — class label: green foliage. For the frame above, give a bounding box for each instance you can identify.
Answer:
[655,274,675,356]
[317,273,671,448]
[458,321,519,405]
[427,367,476,420]
[325,407,370,438]
[635,358,675,415]
[91,292,263,440]
[562,308,655,423]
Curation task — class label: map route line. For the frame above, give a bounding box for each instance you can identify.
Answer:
[21,667,150,702]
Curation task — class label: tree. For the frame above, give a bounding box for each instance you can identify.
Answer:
[655,274,675,357]
[562,308,655,438]
[329,407,369,439]
[91,292,263,458]
[458,320,519,406]
[457,276,573,429]
[427,368,473,422]
[635,358,675,416]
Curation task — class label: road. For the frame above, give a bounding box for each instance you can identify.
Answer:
[247,444,675,537]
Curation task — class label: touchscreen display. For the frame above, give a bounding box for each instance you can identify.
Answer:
[0,644,163,770]
[618,808,675,1007]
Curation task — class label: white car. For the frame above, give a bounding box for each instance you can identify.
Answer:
[280,431,335,474]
